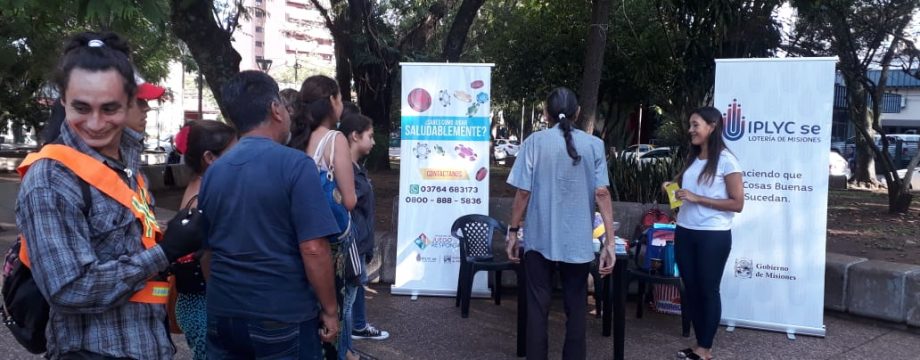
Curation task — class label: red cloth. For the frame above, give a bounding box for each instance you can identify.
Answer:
[174,125,191,154]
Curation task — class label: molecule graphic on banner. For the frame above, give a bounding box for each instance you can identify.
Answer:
[407,80,489,117]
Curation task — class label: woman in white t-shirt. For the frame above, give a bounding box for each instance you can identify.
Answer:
[663,106,744,360]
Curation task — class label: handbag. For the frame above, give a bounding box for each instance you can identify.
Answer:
[312,131,362,284]
[312,131,352,243]
[334,234,364,286]
[166,195,201,335]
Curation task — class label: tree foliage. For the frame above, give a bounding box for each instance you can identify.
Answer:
[0,0,181,134]
[464,0,782,151]
[790,0,920,212]
[305,0,486,169]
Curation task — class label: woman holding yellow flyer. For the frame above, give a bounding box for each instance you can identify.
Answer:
[663,107,744,360]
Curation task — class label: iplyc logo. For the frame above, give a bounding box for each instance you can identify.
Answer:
[723,99,745,141]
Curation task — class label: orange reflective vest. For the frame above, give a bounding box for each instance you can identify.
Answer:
[16,144,168,304]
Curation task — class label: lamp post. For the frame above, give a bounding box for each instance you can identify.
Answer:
[293,58,302,83]
[256,58,273,72]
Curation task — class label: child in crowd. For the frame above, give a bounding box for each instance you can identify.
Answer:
[339,112,390,341]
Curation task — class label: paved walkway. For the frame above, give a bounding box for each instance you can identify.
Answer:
[2,280,919,359]
[2,219,919,359]
[349,285,920,360]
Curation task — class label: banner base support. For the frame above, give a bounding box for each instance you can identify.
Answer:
[391,286,490,298]
[720,318,825,338]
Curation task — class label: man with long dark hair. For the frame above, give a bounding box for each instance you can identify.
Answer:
[505,87,617,359]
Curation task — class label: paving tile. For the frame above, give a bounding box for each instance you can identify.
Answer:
[3,284,919,360]
[837,331,920,360]
[355,285,920,360]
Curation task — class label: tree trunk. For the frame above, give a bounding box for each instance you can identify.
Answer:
[889,189,913,213]
[841,75,880,187]
[442,0,486,62]
[397,4,446,52]
[349,0,399,170]
[577,0,612,132]
[333,25,353,102]
[169,0,241,120]
[335,47,353,102]
[354,65,394,170]
[308,0,352,102]
[869,15,912,211]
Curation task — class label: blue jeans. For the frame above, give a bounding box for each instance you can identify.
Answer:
[674,226,732,349]
[207,315,323,360]
[337,283,358,360]
[352,258,369,331]
[352,286,367,331]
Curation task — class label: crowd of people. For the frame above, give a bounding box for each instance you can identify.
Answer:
[12,30,744,360]
[14,31,389,360]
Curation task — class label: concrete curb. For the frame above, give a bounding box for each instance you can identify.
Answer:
[825,253,868,312]
[847,260,920,323]
[906,271,920,327]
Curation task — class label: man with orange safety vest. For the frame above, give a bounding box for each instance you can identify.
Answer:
[15,32,203,359]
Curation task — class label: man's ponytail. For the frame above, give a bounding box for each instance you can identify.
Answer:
[546,88,581,165]
[557,113,581,165]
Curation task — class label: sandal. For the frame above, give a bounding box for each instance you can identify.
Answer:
[676,348,694,358]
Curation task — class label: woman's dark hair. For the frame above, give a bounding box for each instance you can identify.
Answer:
[279,88,299,110]
[339,113,373,143]
[545,87,581,165]
[185,120,237,175]
[55,32,137,102]
[677,106,730,185]
[289,75,340,150]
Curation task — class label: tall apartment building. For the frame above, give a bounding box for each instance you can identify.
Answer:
[170,0,335,131]
[235,0,336,87]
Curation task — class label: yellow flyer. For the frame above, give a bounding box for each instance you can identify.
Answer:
[665,182,682,209]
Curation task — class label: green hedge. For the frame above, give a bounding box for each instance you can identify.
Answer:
[609,152,685,204]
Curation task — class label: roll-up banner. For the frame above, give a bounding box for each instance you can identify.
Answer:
[714,57,836,337]
[393,63,494,297]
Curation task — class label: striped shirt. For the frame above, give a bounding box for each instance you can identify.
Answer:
[15,123,172,359]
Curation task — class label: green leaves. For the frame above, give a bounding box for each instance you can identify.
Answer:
[609,151,685,204]
[0,0,180,131]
